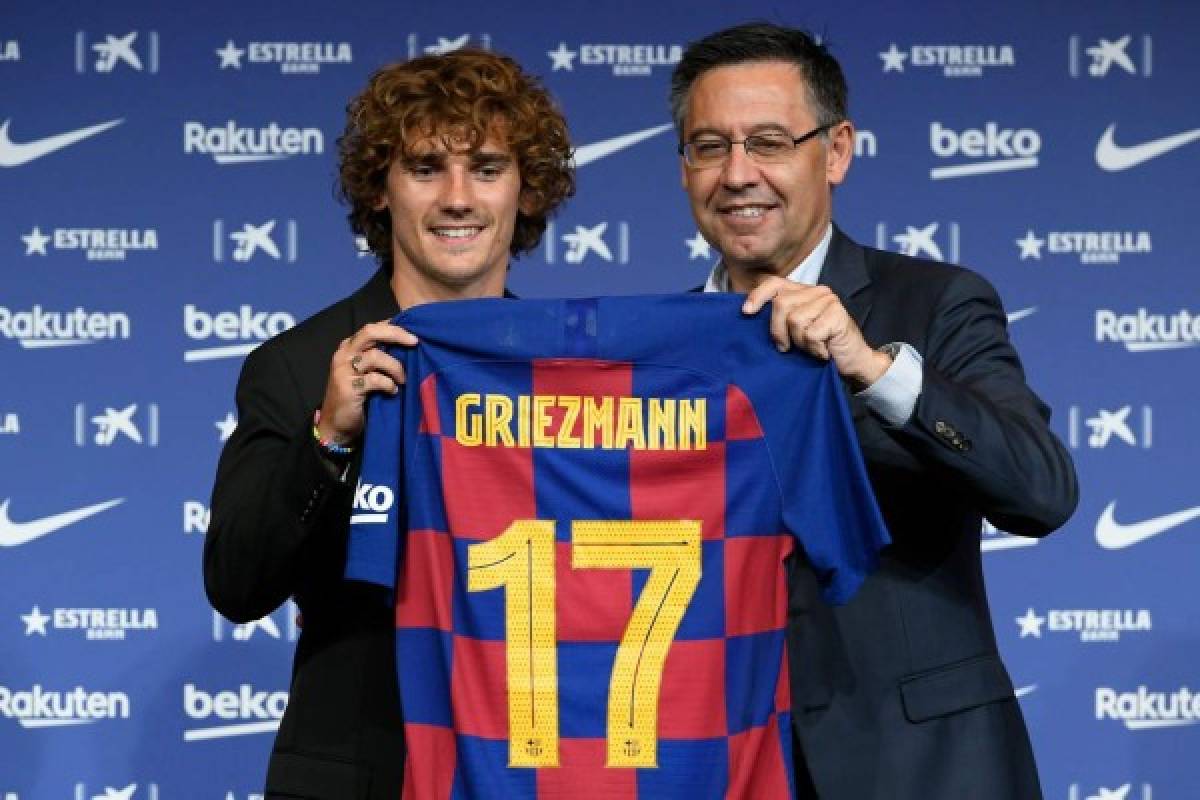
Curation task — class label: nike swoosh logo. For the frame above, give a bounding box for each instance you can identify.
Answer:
[574,123,674,167]
[1006,306,1037,324]
[0,118,125,167]
[1095,123,1200,172]
[0,498,124,546]
[1095,500,1200,549]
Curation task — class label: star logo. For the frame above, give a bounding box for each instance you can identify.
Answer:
[215,411,237,442]
[879,43,908,73]
[22,226,50,256]
[547,42,577,72]
[1015,229,1045,260]
[22,605,50,636]
[216,39,244,69]
[1016,608,1045,638]
[685,232,711,260]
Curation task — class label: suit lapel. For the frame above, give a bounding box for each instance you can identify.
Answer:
[819,225,873,331]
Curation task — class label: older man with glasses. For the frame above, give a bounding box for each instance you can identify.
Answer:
[671,22,1078,800]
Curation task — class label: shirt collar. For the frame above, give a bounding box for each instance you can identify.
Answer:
[702,223,834,293]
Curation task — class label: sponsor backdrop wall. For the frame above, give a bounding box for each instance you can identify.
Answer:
[2,1,1196,798]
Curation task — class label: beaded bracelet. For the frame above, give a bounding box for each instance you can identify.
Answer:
[312,409,355,459]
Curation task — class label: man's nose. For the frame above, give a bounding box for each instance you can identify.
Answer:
[720,143,760,190]
[439,166,475,212]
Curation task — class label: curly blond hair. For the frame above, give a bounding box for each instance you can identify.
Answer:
[338,49,575,265]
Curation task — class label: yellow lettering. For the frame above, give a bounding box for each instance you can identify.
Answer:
[533,395,555,448]
[583,397,615,449]
[647,398,676,450]
[556,395,581,448]
[614,397,646,450]
[517,395,531,447]
[456,393,482,446]
[678,399,707,450]
[485,395,515,447]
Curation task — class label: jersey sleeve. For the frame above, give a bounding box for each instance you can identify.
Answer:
[758,361,890,605]
[344,385,405,589]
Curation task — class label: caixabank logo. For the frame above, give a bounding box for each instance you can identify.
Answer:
[1096,685,1200,730]
[0,305,130,349]
[407,33,490,58]
[182,303,295,362]
[74,30,158,74]
[0,684,130,728]
[182,683,287,741]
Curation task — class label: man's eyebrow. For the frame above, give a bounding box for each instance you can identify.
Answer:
[470,151,513,165]
[401,151,447,166]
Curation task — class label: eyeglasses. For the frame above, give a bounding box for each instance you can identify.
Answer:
[678,124,836,167]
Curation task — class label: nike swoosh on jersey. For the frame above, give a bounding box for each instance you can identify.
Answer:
[1095,500,1200,549]
[1095,123,1200,172]
[1006,307,1038,324]
[0,118,125,167]
[574,123,674,167]
[0,497,124,546]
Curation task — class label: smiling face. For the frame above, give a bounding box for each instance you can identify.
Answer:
[377,128,528,303]
[680,61,853,282]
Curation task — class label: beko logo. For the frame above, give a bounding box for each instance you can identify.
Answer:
[929,122,1040,179]
[183,304,294,362]
[182,683,287,741]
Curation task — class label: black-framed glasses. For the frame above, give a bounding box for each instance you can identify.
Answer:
[678,123,836,167]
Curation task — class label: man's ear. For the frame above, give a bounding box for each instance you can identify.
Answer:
[826,120,856,187]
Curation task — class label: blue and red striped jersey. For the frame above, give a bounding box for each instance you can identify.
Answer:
[347,294,888,799]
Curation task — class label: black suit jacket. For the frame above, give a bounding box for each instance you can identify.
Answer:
[205,268,406,799]
[785,228,1078,799]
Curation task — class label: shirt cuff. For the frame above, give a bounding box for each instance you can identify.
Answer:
[856,343,923,427]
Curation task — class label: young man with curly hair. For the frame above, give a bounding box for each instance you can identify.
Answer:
[204,50,574,800]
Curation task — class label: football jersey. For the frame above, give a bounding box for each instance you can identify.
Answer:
[346,294,889,799]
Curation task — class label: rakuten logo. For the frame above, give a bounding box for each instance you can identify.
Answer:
[1095,308,1200,352]
[183,501,210,533]
[0,684,130,727]
[183,304,294,362]
[929,122,1041,179]
[350,481,394,525]
[1096,686,1200,730]
[182,683,287,741]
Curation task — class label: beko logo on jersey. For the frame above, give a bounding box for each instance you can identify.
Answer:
[0,684,130,727]
[216,39,352,74]
[183,304,294,362]
[1015,607,1151,642]
[22,225,158,261]
[1095,309,1200,351]
[879,43,1014,76]
[183,121,324,164]
[350,481,394,525]
[22,606,158,640]
[929,122,1040,179]
[547,42,681,76]
[0,306,130,349]
[182,683,287,741]
[1096,686,1200,729]
[1015,229,1151,264]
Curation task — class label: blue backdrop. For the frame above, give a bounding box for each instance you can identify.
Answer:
[2,2,1197,799]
